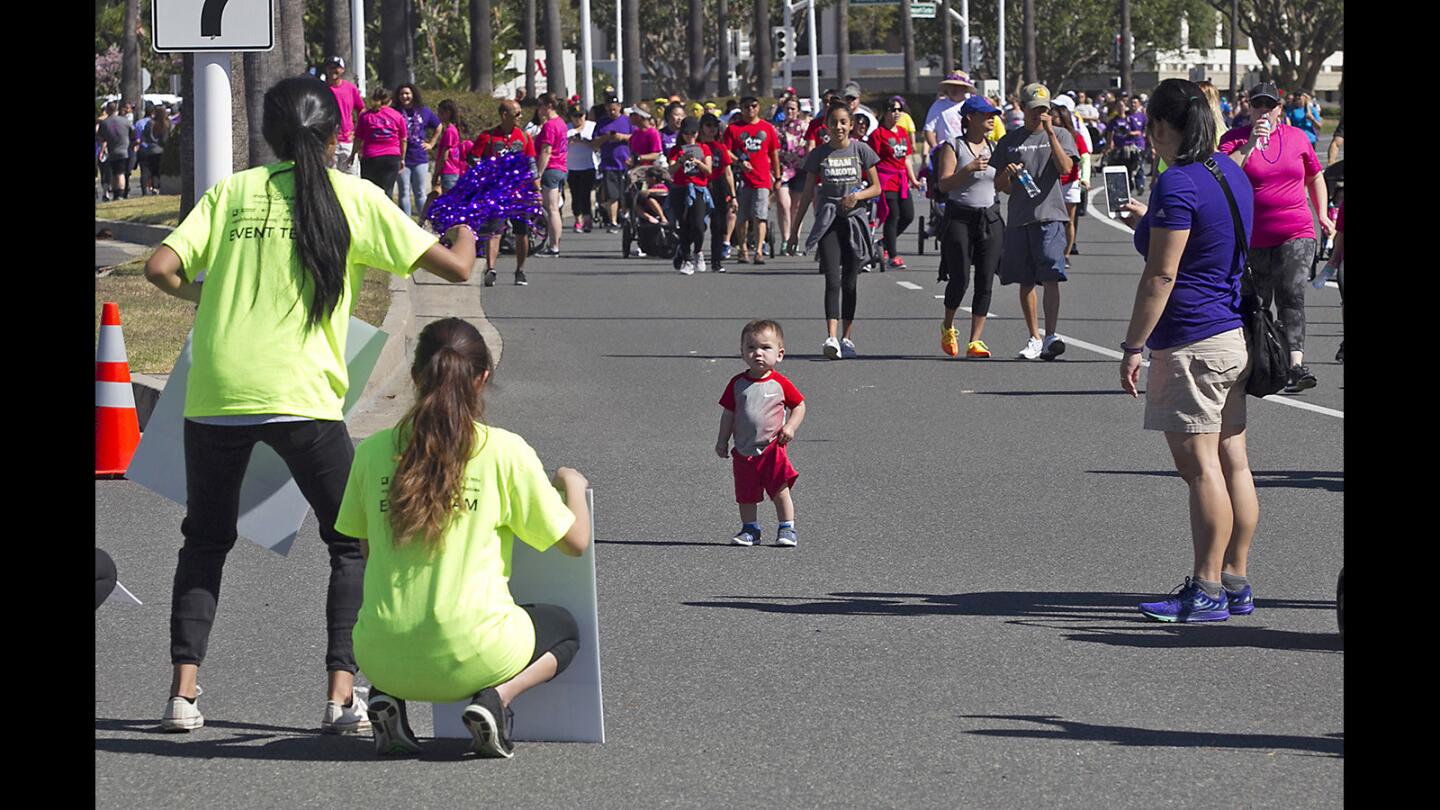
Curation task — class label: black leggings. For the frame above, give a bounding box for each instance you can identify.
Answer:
[941,208,1002,315]
[818,216,862,322]
[677,192,709,256]
[170,419,363,673]
[881,191,915,258]
[712,186,734,265]
[568,169,595,219]
[361,155,403,200]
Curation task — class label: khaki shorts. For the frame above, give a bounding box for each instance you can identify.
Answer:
[1144,328,1250,433]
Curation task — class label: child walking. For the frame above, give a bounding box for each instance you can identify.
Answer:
[715,320,807,547]
[336,317,592,758]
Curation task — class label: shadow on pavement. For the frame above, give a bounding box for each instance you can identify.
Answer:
[596,538,744,548]
[1030,622,1343,653]
[1087,469,1344,493]
[958,714,1343,758]
[981,390,1126,397]
[94,718,488,762]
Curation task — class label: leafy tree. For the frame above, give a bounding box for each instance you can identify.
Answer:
[1206,0,1343,92]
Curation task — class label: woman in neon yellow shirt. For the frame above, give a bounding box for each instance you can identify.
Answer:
[336,317,592,758]
[144,77,477,735]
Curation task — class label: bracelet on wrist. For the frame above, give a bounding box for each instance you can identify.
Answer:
[1120,342,1145,355]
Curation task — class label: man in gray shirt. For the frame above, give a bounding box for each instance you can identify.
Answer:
[995,83,1077,360]
[98,101,135,201]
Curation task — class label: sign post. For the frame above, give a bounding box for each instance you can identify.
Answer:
[152,0,276,201]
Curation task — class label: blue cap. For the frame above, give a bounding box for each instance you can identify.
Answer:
[960,96,1001,116]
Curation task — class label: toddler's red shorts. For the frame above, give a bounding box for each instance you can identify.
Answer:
[731,441,799,504]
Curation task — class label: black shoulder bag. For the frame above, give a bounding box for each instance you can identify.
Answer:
[1203,158,1290,397]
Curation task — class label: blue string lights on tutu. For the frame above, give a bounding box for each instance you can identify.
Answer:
[426,150,542,243]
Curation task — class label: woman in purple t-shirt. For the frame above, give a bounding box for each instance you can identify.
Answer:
[1114,79,1262,625]
[394,84,442,217]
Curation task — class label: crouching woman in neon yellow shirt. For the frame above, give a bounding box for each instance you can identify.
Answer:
[144,76,477,734]
[336,317,592,758]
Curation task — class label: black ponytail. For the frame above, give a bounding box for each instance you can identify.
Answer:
[1147,78,1216,166]
[262,76,351,330]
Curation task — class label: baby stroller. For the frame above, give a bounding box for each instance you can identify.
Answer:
[860,192,887,273]
[620,164,679,260]
[1310,160,1344,279]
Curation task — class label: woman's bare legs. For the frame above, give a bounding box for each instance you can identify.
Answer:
[1164,431,1232,583]
[169,664,355,703]
[494,652,559,706]
[1216,425,1259,577]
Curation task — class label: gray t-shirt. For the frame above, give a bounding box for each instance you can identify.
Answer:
[98,116,132,159]
[721,371,805,457]
[802,140,880,204]
[945,136,997,209]
[994,125,1076,226]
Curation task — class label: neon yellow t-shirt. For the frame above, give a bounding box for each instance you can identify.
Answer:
[336,424,577,702]
[896,112,917,140]
[162,163,438,420]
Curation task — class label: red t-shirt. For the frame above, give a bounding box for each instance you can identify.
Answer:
[805,117,831,147]
[723,120,780,189]
[666,142,718,188]
[469,126,536,160]
[868,125,912,192]
[1060,128,1090,184]
[701,139,734,194]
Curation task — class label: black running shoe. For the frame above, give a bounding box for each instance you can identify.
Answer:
[463,688,515,758]
[367,693,422,757]
[514,270,529,286]
[1284,364,1317,393]
[673,246,685,270]
[1335,341,1344,363]
[483,269,497,287]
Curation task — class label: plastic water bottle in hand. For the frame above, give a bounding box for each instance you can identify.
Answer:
[1015,167,1042,199]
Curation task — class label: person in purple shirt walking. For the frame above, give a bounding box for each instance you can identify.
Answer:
[1110,95,1150,193]
[592,97,633,233]
[1113,79,1261,625]
[394,84,441,217]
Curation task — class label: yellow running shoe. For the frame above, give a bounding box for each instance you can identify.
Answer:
[966,340,992,358]
[941,327,960,357]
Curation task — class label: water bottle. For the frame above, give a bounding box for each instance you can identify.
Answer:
[1015,167,1042,199]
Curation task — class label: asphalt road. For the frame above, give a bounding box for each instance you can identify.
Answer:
[96,192,1343,807]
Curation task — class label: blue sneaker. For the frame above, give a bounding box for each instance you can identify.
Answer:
[730,526,761,546]
[1138,577,1230,623]
[1224,584,1255,616]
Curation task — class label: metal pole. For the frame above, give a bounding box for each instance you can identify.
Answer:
[996,0,1005,96]
[351,0,366,96]
[615,0,622,98]
[194,52,233,200]
[1229,0,1238,101]
[960,0,970,72]
[581,0,594,109]
[806,0,819,112]
[784,0,793,92]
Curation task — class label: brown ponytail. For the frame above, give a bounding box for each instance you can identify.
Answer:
[387,318,493,549]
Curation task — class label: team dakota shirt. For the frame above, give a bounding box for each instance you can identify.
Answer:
[719,370,805,457]
[722,119,781,189]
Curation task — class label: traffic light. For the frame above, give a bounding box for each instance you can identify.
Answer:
[965,36,983,67]
[773,26,794,63]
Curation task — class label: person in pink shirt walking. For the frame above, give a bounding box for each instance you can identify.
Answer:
[323,56,365,177]
[352,86,409,203]
[533,93,569,256]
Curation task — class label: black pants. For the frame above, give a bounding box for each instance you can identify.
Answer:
[361,155,404,202]
[140,153,163,192]
[941,206,1003,314]
[568,169,595,219]
[677,192,708,256]
[96,548,118,610]
[711,183,734,266]
[818,217,862,322]
[881,191,915,258]
[170,419,363,673]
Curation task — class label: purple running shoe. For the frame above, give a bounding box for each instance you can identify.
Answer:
[1138,577,1231,623]
[1224,583,1255,616]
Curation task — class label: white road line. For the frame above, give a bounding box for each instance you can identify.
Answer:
[896,281,923,290]
[1085,185,1137,234]
[956,307,1342,419]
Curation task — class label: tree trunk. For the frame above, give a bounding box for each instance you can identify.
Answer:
[381,0,412,90]
[243,50,278,165]
[754,0,772,97]
[544,0,565,99]
[326,0,353,68]
[901,0,916,93]
[717,1,730,97]
[231,54,250,174]
[1023,0,1036,85]
[1120,0,1132,96]
[623,0,641,101]
[940,0,953,76]
[470,0,493,95]
[122,0,142,108]
[181,53,195,217]
[688,0,706,99]
[279,0,307,78]
[836,0,849,89]
[523,0,536,100]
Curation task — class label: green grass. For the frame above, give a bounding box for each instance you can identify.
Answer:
[96,264,394,375]
[96,194,182,227]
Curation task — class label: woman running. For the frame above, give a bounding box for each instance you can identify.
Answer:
[143,76,476,733]
[776,97,809,257]
[667,118,715,275]
[869,99,921,269]
[339,318,591,758]
[786,103,883,359]
[352,86,408,200]
[935,96,1005,359]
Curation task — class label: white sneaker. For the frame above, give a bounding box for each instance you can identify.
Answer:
[1040,334,1066,360]
[840,338,858,358]
[1017,336,1044,360]
[694,253,708,272]
[633,246,647,257]
[822,337,842,360]
[678,255,695,275]
[160,695,204,732]
[321,692,372,735]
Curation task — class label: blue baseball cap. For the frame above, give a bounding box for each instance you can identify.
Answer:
[960,96,1001,116]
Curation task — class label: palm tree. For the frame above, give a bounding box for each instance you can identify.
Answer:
[688,0,706,99]
[279,0,307,77]
[901,0,916,93]
[381,0,413,89]
[835,0,849,90]
[471,0,494,95]
[544,0,565,99]
[940,0,953,75]
[326,0,352,67]
[717,1,730,97]
[121,0,141,109]
[754,0,772,96]
[1023,0,1036,84]
[623,0,641,101]
[1121,0,1133,96]
[524,0,536,100]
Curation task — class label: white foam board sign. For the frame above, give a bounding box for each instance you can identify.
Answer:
[125,318,389,556]
[432,488,605,743]
[105,581,143,606]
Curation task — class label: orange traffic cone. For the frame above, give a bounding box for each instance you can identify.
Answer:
[96,302,141,477]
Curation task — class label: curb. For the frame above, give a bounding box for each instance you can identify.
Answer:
[348,271,416,416]
[96,218,173,246]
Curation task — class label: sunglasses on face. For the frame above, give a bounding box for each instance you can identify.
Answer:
[1250,99,1277,110]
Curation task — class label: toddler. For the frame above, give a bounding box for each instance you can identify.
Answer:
[716,320,807,546]
[639,166,670,224]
